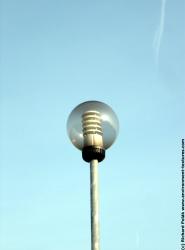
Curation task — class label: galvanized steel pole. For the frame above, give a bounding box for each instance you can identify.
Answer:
[90,159,100,250]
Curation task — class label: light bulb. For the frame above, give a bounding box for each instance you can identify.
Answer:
[67,100,119,162]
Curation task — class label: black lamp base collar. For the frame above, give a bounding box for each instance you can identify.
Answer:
[82,146,105,162]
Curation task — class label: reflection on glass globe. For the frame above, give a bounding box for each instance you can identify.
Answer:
[67,101,119,150]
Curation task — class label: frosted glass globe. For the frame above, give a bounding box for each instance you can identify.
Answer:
[67,101,119,150]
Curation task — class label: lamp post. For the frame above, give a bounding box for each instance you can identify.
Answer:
[67,101,119,250]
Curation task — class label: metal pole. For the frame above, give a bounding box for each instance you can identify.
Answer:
[90,159,100,250]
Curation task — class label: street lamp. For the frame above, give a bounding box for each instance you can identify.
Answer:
[67,100,119,250]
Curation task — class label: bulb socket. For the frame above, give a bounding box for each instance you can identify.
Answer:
[82,146,105,162]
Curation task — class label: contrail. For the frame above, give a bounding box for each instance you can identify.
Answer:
[136,232,140,248]
[153,0,167,65]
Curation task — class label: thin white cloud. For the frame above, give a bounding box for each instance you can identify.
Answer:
[136,232,140,248]
[153,0,167,65]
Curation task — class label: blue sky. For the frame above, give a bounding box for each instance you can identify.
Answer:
[0,0,185,249]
